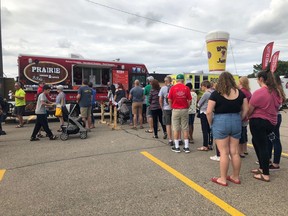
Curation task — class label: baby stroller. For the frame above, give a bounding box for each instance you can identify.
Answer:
[117,97,131,125]
[60,104,88,141]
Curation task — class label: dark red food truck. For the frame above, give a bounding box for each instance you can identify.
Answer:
[18,54,149,115]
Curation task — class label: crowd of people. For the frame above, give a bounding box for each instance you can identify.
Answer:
[4,68,285,186]
[125,70,285,185]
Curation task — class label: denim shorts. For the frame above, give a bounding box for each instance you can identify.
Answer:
[212,113,241,139]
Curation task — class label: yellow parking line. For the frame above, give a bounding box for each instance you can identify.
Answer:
[141,151,245,216]
[247,144,288,157]
[0,169,6,182]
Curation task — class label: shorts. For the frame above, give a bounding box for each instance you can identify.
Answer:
[14,105,25,116]
[80,106,92,118]
[172,109,189,131]
[132,102,143,115]
[212,113,241,139]
[189,113,196,125]
[146,106,152,117]
[239,126,248,144]
[162,109,172,125]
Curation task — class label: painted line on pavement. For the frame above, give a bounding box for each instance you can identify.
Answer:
[141,151,245,216]
[0,169,6,182]
[247,144,288,158]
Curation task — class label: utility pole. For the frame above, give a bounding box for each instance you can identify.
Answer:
[0,0,4,97]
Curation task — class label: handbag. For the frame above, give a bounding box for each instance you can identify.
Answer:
[55,96,65,117]
[55,107,62,117]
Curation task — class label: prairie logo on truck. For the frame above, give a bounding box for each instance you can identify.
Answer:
[24,61,68,84]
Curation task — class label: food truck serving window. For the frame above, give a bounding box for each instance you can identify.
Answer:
[72,65,111,86]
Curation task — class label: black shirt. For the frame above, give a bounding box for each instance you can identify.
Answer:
[115,89,126,102]
[209,89,246,114]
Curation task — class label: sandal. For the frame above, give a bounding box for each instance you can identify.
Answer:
[239,154,245,158]
[16,124,23,128]
[197,146,209,151]
[253,174,270,182]
[226,176,241,184]
[145,129,153,133]
[251,169,263,174]
[211,177,228,186]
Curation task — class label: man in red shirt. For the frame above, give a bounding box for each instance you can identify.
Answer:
[168,74,192,153]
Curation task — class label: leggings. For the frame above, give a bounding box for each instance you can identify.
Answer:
[249,118,274,175]
[151,109,166,136]
[200,113,212,147]
[268,113,282,164]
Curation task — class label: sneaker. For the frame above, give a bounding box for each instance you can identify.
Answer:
[183,148,190,153]
[171,147,181,153]
[37,134,45,138]
[208,145,213,150]
[269,164,280,171]
[153,135,158,139]
[49,135,58,140]
[168,141,174,146]
[179,140,183,146]
[163,133,167,139]
[210,155,220,162]
[30,137,40,141]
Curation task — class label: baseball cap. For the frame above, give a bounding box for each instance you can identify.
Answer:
[147,76,154,81]
[176,74,184,80]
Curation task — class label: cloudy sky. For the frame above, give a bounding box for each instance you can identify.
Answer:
[2,0,288,78]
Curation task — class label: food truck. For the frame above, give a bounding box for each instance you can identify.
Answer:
[18,54,149,114]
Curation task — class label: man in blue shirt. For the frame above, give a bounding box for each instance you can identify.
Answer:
[88,82,96,129]
[77,79,92,130]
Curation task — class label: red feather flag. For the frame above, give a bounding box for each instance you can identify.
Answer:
[262,42,274,70]
[270,51,280,73]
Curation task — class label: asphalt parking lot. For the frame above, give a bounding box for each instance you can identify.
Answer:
[0,111,288,216]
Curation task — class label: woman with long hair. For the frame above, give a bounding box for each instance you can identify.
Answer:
[149,79,166,138]
[267,74,286,171]
[114,83,126,103]
[238,76,252,157]
[207,72,248,186]
[186,83,197,143]
[248,70,282,182]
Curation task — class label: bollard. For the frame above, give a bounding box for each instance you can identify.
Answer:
[109,105,120,130]
[109,104,113,124]
[99,102,106,124]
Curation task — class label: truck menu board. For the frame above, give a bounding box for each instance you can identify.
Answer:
[112,70,129,90]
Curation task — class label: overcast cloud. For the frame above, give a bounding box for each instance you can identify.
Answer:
[2,0,288,78]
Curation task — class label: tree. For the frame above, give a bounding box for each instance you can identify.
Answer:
[248,60,288,78]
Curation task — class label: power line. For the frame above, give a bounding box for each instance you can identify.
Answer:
[86,0,288,48]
